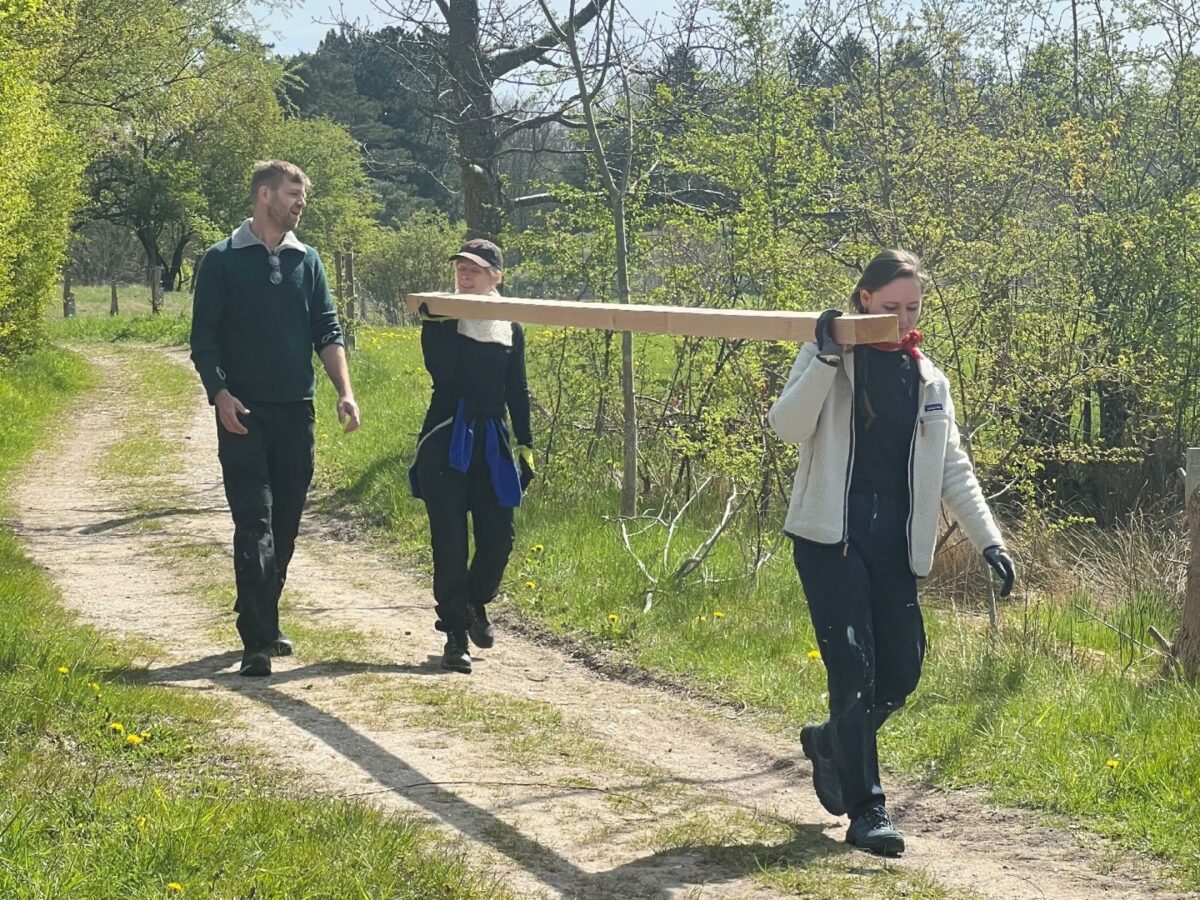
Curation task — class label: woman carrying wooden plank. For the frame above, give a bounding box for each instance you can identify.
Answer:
[409,239,534,674]
[768,249,1016,856]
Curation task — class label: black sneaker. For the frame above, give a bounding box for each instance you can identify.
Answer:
[269,633,294,657]
[846,804,905,856]
[239,648,271,677]
[467,603,495,649]
[442,631,472,674]
[801,723,846,815]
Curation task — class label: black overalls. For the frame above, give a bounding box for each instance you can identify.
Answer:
[410,317,533,634]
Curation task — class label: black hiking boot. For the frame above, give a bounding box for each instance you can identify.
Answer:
[239,648,271,677]
[269,632,294,657]
[467,603,495,649]
[800,723,846,815]
[846,804,905,856]
[442,631,472,674]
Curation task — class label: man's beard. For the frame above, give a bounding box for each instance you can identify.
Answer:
[269,198,300,231]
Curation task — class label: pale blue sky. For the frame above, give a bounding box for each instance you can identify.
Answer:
[249,0,690,57]
[247,1,1168,68]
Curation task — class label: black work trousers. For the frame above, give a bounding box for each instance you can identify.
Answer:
[216,401,314,653]
[416,424,515,634]
[791,490,926,818]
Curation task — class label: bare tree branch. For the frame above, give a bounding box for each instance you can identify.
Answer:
[488,0,609,77]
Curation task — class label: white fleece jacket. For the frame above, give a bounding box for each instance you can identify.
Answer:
[767,343,1004,577]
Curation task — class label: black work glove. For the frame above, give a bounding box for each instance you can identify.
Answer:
[983,545,1015,598]
[418,302,452,322]
[814,308,844,357]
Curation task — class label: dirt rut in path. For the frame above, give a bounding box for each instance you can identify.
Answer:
[6,345,1188,900]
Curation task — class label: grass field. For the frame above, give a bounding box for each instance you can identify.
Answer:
[0,346,509,897]
[311,323,1200,889]
[44,309,1200,888]
[57,283,192,318]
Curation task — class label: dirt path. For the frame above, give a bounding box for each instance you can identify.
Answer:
[5,345,1189,899]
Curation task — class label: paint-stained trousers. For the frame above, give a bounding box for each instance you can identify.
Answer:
[416,424,515,634]
[790,490,927,818]
[216,401,314,653]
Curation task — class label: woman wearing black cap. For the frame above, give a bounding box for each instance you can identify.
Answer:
[768,249,1016,856]
[409,239,534,673]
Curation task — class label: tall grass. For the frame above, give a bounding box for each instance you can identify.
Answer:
[314,324,1200,889]
[46,283,192,345]
[55,283,192,318]
[0,347,507,897]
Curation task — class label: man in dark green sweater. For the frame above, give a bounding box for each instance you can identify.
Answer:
[190,160,360,677]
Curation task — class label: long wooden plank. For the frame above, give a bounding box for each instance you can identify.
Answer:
[407,292,898,344]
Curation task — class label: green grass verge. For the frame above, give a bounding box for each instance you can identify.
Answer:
[0,347,508,897]
[55,283,192,318]
[46,313,191,346]
[314,324,1200,890]
[47,283,192,345]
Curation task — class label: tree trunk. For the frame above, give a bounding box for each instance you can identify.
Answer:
[136,229,168,291]
[165,235,190,292]
[445,1,504,239]
[614,193,637,517]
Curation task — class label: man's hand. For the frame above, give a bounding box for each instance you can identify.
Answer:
[337,395,361,434]
[317,344,358,433]
[983,545,1016,598]
[214,389,250,435]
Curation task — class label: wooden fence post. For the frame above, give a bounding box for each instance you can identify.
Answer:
[62,273,76,318]
[345,249,356,351]
[357,256,368,323]
[110,282,119,316]
[151,266,163,315]
[334,250,344,307]
[1171,448,1200,678]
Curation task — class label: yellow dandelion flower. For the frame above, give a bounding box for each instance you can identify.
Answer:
[807,649,822,660]
[57,666,69,676]
[1105,758,1120,769]
[88,682,100,692]
[126,734,143,745]
[713,610,725,619]
[108,722,125,734]
[607,613,619,625]
[532,544,545,553]
[167,884,184,893]
[525,580,536,590]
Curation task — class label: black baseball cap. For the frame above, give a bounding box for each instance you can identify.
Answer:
[450,238,503,270]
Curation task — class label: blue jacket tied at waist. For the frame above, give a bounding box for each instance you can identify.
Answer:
[448,400,523,508]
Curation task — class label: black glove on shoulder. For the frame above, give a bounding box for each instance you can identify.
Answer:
[418,302,453,322]
[814,308,844,358]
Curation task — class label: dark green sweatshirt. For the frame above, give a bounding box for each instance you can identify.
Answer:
[189,232,343,404]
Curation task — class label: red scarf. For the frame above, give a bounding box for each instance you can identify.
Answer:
[870,329,924,359]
